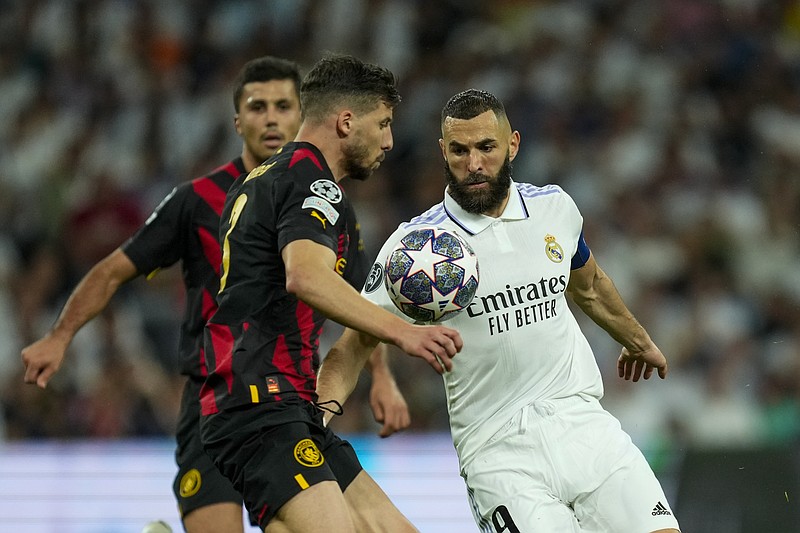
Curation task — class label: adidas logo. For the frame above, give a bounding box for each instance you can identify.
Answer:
[651,501,672,516]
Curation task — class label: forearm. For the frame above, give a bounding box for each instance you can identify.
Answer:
[284,239,414,344]
[365,343,389,378]
[287,262,410,346]
[570,264,652,352]
[284,240,461,375]
[318,328,377,407]
[22,249,138,388]
[365,342,400,388]
[51,249,136,341]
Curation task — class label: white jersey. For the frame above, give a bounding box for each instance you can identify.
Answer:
[362,181,604,470]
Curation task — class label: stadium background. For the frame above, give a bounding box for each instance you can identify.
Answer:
[0,1,799,531]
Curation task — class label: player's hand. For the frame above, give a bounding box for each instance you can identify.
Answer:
[369,375,410,438]
[395,324,462,374]
[617,344,668,382]
[21,335,67,389]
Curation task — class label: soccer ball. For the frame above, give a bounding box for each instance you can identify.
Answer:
[141,521,173,533]
[385,227,479,322]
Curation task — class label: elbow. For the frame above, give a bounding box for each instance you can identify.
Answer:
[284,272,303,297]
[284,264,314,299]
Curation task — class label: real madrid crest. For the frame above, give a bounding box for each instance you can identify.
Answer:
[544,234,564,263]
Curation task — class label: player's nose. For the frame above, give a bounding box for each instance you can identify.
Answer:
[265,104,280,126]
[467,150,483,173]
[382,127,394,152]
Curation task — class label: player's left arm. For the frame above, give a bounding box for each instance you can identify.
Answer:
[566,253,668,381]
[317,326,381,426]
[365,343,410,437]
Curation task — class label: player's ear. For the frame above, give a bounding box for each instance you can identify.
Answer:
[336,110,354,138]
[234,114,242,135]
[439,138,446,161]
[508,130,521,161]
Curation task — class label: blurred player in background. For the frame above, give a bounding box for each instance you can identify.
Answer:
[21,55,410,533]
[318,89,681,533]
[199,53,462,533]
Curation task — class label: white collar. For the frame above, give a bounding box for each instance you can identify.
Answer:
[443,180,528,235]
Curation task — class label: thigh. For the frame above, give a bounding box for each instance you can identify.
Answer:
[569,406,680,533]
[467,482,581,533]
[343,470,417,533]
[463,422,580,533]
[266,480,355,533]
[202,401,341,530]
[573,446,680,532]
[174,428,244,517]
[182,502,245,533]
[317,427,362,492]
[174,382,243,519]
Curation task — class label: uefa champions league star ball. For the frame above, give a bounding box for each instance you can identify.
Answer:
[385,227,479,322]
[141,520,173,533]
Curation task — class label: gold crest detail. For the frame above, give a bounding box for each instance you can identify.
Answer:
[294,438,324,467]
[335,257,347,275]
[544,234,564,263]
[179,468,202,498]
[244,161,276,183]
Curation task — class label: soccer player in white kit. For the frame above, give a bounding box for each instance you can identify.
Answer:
[317,89,681,533]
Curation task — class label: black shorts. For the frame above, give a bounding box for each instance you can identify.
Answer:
[173,380,247,520]
[200,397,363,529]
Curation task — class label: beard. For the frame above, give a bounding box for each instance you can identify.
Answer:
[342,138,375,182]
[445,154,513,215]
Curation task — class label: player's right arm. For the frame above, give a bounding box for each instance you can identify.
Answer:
[21,247,138,389]
[282,239,462,374]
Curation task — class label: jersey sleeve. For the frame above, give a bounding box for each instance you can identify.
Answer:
[554,186,591,270]
[571,231,591,269]
[122,185,190,275]
[274,170,343,253]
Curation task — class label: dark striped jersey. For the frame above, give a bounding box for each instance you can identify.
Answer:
[122,158,246,380]
[200,142,368,415]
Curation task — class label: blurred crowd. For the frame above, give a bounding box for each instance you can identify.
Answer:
[1,0,799,461]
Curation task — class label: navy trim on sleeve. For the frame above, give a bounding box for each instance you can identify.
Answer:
[570,230,591,269]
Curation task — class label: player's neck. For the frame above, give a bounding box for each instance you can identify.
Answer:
[294,124,346,182]
[241,150,261,173]
[483,192,510,218]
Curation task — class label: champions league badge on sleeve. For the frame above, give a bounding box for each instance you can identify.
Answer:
[309,179,342,203]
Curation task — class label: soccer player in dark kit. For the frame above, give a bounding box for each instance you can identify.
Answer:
[21,56,411,533]
[199,54,463,532]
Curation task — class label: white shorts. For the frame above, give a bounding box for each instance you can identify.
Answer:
[462,396,680,533]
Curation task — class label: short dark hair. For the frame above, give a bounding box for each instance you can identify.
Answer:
[441,89,507,124]
[232,56,301,112]
[300,53,401,123]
